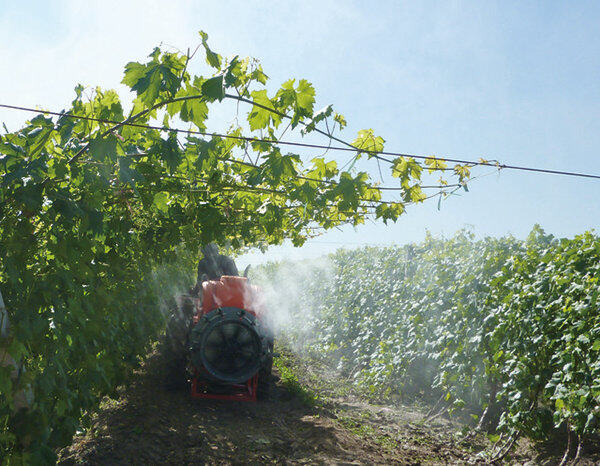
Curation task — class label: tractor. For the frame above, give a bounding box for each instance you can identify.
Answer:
[163,245,274,401]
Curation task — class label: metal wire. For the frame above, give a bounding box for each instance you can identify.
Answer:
[1,102,599,181]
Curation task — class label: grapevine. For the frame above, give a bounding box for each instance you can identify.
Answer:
[258,227,600,459]
[0,32,474,462]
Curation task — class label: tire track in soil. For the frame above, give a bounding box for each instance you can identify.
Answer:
[57,351,475,465]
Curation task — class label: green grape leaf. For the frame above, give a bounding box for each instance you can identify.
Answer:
[201,75,225,102]
[89,134,118,162]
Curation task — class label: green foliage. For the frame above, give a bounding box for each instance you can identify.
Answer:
[0,30,475,461]
[352,129,385,156]
[261,228,600,445]
[273,353,319,408]
[424,156,447,172]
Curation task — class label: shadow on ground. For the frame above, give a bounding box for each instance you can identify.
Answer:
[58,351,405,465]
[59,349,600,465]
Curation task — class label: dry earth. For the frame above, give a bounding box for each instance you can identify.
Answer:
[57,350,598,465]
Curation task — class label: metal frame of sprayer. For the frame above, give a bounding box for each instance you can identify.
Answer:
[188,275,273,402]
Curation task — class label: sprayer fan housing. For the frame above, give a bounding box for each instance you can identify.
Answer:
[190,307,269,384]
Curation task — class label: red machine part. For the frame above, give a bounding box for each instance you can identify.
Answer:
[194,275,264,322]
[191,373,258,402]
[190,275,265,402]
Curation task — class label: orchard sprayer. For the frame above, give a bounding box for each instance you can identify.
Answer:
[163,249,274,402]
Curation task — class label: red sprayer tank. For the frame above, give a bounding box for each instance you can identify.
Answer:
[188,276,273,401]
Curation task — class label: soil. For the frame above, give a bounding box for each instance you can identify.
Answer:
[57,349,599,465]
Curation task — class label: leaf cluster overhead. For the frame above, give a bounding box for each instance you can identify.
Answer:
[0,30,474,461]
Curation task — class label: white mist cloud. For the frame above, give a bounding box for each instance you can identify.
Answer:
[248,257,335,350]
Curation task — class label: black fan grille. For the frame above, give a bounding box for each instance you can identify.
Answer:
[202,322,260,376]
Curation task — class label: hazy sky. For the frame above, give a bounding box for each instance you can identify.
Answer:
[1,1,599,265]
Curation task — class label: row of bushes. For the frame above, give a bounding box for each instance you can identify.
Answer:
[0,236,194,463]
[257,227,600,447]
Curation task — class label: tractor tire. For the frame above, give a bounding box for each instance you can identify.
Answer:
[162,294,196,390]
[257,342,274,401]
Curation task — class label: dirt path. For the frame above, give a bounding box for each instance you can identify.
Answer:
[57,350,590,465]
[56,350,471,465]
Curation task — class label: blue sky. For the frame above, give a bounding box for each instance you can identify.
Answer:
[1,0,599,264]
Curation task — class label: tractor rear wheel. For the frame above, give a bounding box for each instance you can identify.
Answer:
[162,294,196,390]
[257,342,274,400]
